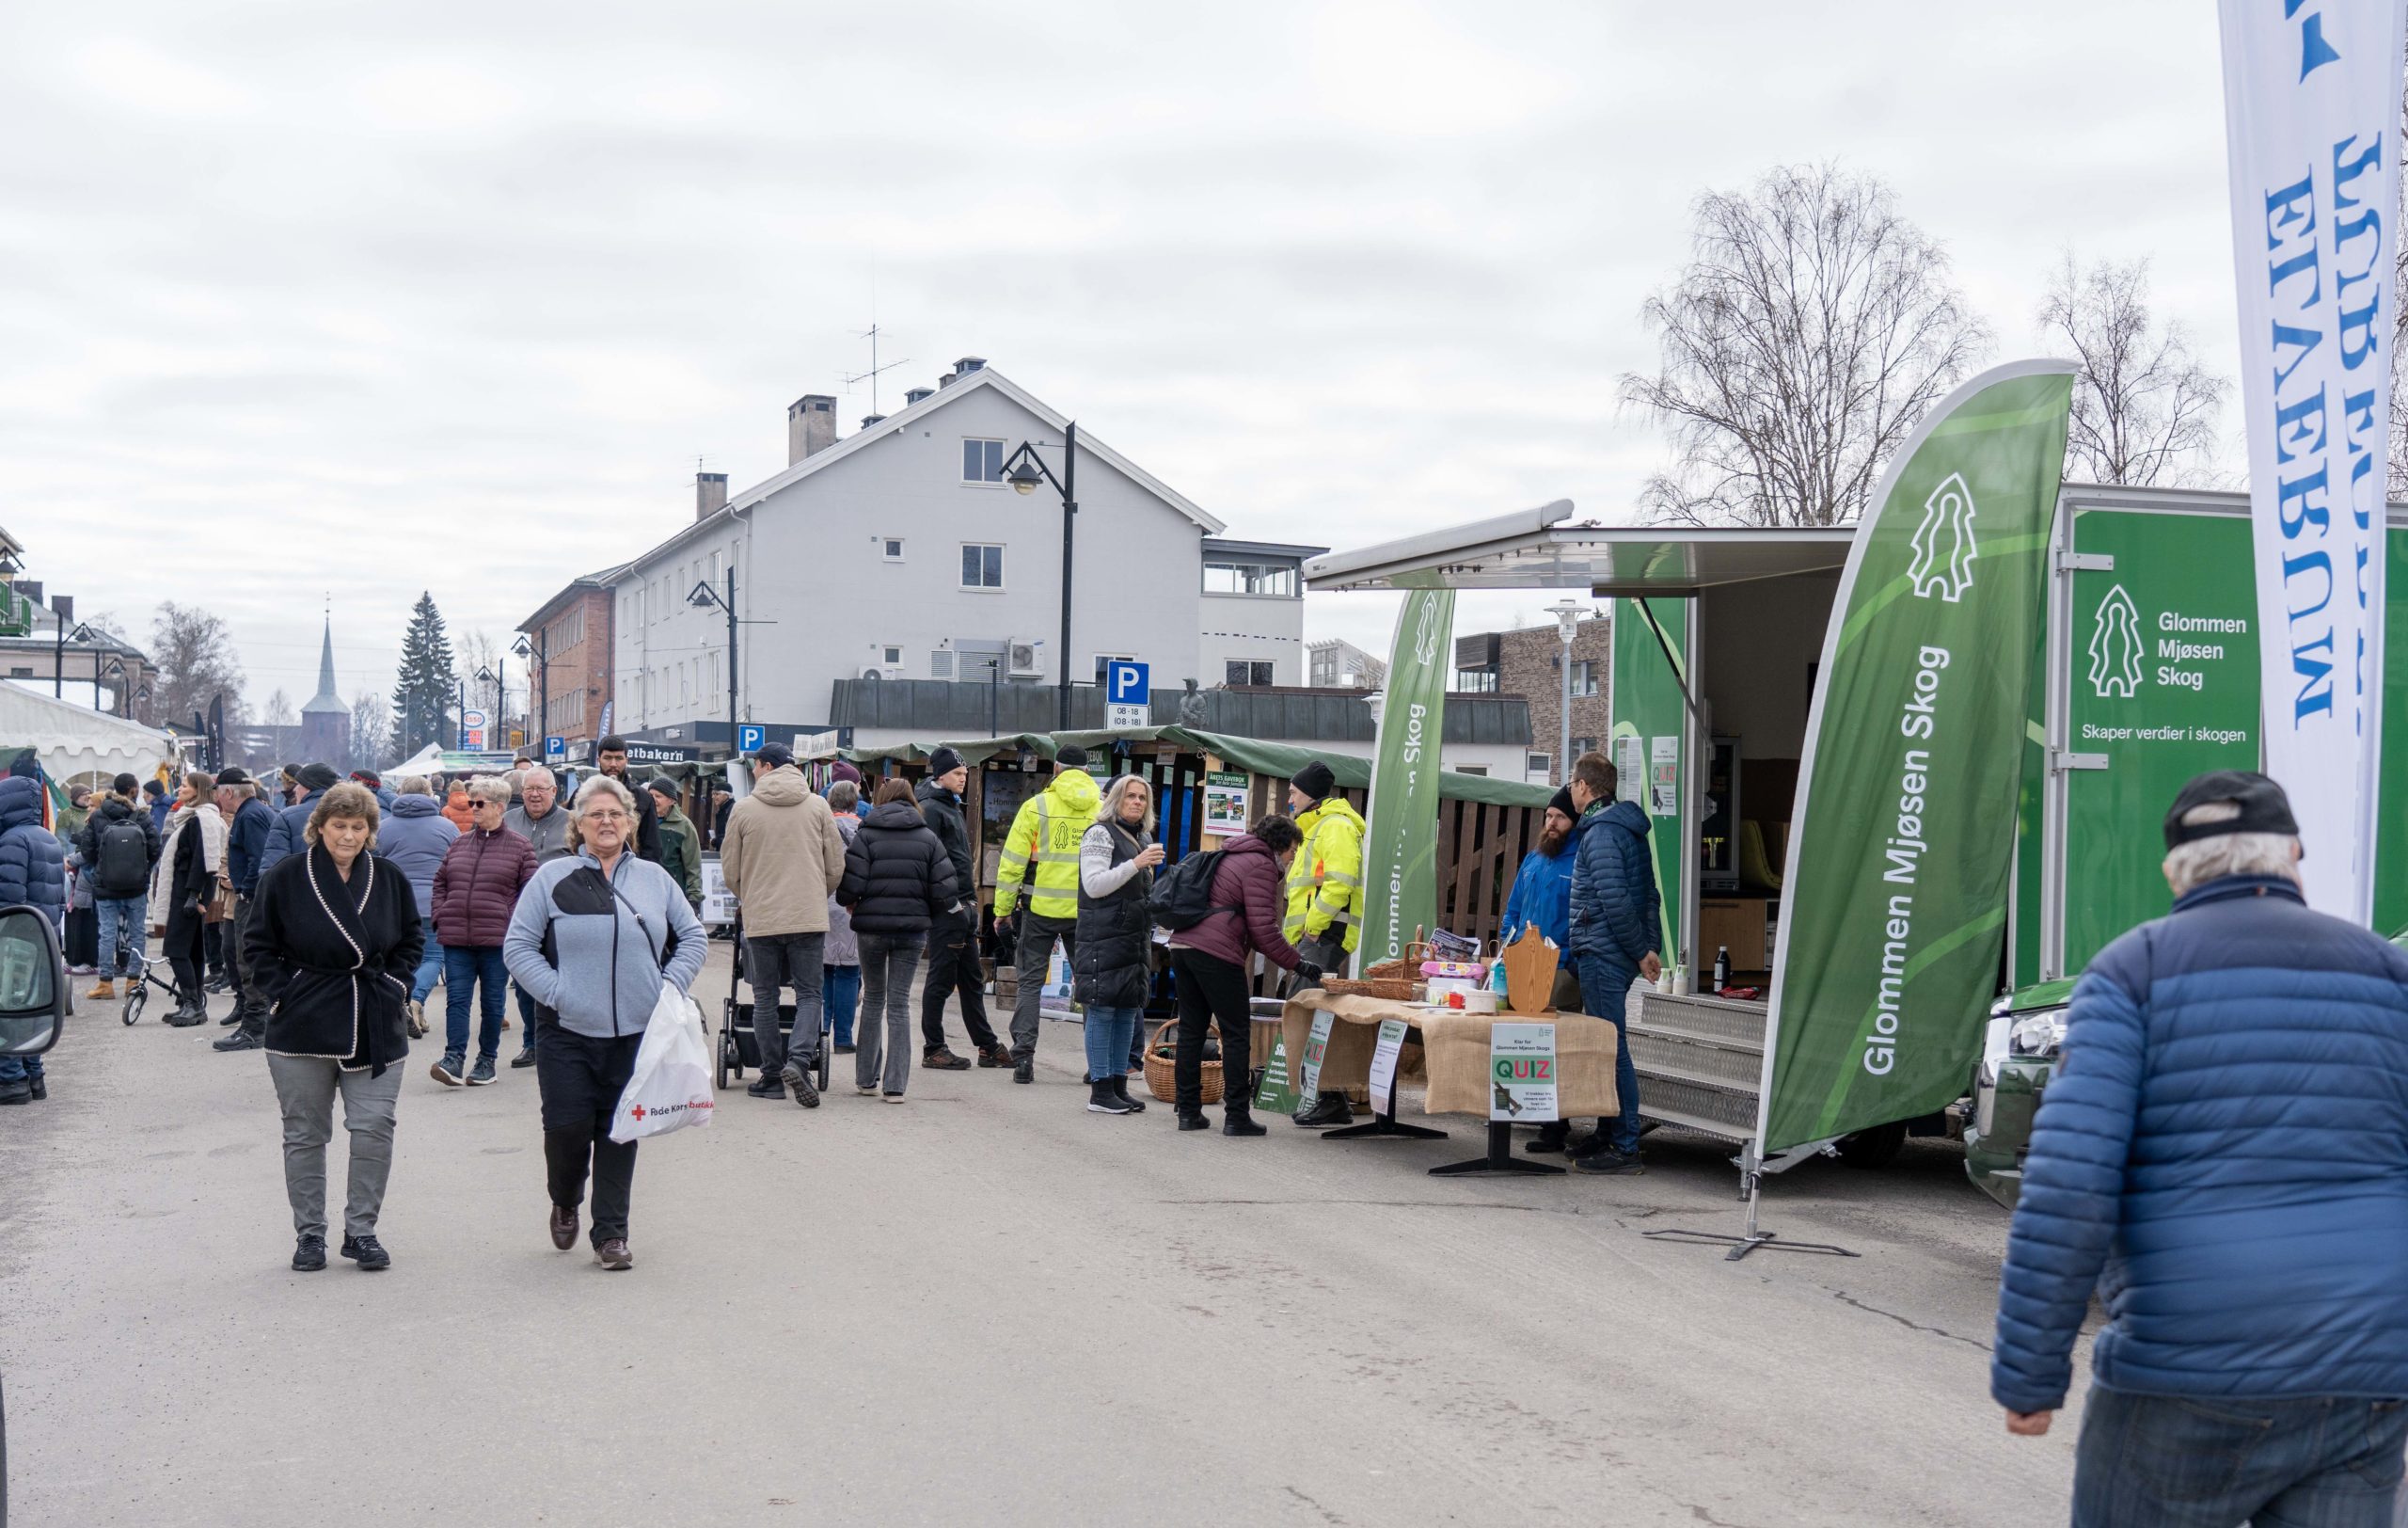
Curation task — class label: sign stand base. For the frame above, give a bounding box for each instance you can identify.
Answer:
[1430,1122,1563,1176]
[1323,1021,1446,1141]
[1643,1174,1858,1261]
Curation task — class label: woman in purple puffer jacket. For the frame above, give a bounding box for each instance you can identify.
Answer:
[427,777,536,1087]
[1165,814,1316,1136]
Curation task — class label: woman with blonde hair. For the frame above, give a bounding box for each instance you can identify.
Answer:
[153,770,228,1026]
[504,773,705,1271]
[1073,774,1164,1115]
[246,782,424,1272]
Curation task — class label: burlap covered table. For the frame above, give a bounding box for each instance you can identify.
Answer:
[1278,991,1620,1118]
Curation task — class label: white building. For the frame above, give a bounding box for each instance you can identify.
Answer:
[605,359,1320,749]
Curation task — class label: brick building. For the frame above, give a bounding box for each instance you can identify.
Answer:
[1453,614,1608,785]
[518,566,623,754]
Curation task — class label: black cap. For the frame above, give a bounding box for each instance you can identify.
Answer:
[2163,770,2300,851]
[1548,786,1576,820]
[298,762,341,791]
[928,746,964,776]
[646,777,677,801]
[141,778,165,797]
[1055,745,1089,769]
[216,766,252,788]
[1291,760,1335,802]
[753,740,795,769]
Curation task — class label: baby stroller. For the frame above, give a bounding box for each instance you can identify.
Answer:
[715,909,831,1093]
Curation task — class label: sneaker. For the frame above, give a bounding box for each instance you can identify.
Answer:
[594,1238,633,1271]
[745,1076,785,1100]
[922,1047,971,1072]
[404,999,428,1040]
[467,1056,497,1086]
[977,1044,1011,1069]
[510,1047,537,1069]
[430,1053,466,1086]
[1012,1058,1034,1084]
[1111,1075,1147,1113]
[780,1059,821,1108]
[1086,1078,1136,1115]
[213,1029,264,1053]
[67,963,94,976]
[340,1233,391,1270]
[833,1043,857,1054]
[1572,1148,1644,1176]
[1292,1093,1354,1129]
[83,979,115,1001]
[856,1084,879,1096]
[292,1234,326,1272]
[881,1091,906,1105]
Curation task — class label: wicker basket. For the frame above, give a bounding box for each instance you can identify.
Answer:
[1322,977,1418,1001]
[1143,1018,1222,1105]
[1362,936,1435,982]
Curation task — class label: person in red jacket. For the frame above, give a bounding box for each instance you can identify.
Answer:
[428,777,537,1087]
[1166,814,1321,1135]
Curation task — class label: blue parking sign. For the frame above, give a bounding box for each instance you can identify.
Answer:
[737,724,766,754]
[1106,661,1149,706]
[544,735,564,761]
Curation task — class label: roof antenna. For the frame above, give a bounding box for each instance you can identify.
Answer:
[841,267,909,419]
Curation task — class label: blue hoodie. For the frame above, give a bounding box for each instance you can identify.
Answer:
[1566,799,1658,971]
[377,793,460,918]
[1501,832,1576,963]
[0,776,66,927]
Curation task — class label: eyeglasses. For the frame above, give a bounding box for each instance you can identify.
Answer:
[583,809,628,822]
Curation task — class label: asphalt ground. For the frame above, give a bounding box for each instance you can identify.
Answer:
[1,941,2087,1526]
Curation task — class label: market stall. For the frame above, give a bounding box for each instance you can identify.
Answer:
[0,682,180,787]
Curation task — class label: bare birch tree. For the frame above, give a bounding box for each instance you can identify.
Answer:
[2038,253,2228,486]
[1619,164,1990,526]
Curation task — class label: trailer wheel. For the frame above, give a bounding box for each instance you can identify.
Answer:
[1835,1121,1908,1168]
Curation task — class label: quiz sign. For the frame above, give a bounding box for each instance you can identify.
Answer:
[1489,1021,1558,1122]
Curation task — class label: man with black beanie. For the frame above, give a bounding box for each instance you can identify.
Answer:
[993,745,1101,1083]
[1282,756,1366,1127]
[916,747,1006,1070]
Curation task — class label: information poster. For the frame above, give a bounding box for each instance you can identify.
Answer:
[1648,737,1679,815]
[698,855,737,926]
[1297,1011,1335,1099]
[1489,1021,1558,1122]
[1202,770,1249,833]
[1368,1018,1409,1116]
[1254,1031,1301,1114]
[1614,736,1644,805]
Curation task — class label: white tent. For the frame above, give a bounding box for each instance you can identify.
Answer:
[390,742,444,778]
[0,682,181,782]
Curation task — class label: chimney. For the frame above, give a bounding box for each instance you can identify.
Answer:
[695,471,728,522]
[955,356,987,375]
[936,371,958,389]
[903,386,933,406]
[861,414,885,429]
[787,394,838,465]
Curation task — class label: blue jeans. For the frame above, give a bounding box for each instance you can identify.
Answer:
[95,895,146,979]
[824,964,859,1048]
[1574,954,1640,1155]
[514,981,538,1054]
[1084,1004,1142,1085]
[412,936,445,1004]
[444,945,509,1061]
[0,1053,41,1084]
[2072,1387,2408,1527]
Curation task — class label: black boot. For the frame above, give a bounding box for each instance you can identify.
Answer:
[1085,1076,1136,1115]
[1293,1091,1354,1129]
[1222,1103,1267,1137]
[1112,1074,1147,1113]
[1176,1109,1211,1131]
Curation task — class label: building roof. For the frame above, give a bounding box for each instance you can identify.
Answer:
[614,364,1228,581]
[300,617,347,716]
[1201,537,1330,562]
[518,565,629,632]
[1305,500,1853,595]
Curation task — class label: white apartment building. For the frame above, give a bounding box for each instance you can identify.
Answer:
[606,359,1318,747]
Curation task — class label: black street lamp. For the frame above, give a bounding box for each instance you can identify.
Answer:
[1001,422,1078,729]
[49,597,89,700]
[689,569,739,755]
[99,657,124,715]
[473,665,497,750]
[513,632,548,760]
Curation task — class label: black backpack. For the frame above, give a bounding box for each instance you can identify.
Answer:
[1146,849,1237,931]
[95,818,149,898]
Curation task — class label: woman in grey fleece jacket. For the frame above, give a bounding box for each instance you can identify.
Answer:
[503,775,705,1270]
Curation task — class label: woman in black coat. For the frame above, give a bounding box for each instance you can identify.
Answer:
[834,779,957,1102]
[244,782,424,1274]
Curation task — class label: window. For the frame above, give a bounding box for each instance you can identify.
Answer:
[7,668,28,679]
[1570,660,1599,697]
[1203,561,1297,597]
[881,536,905,562]
[1224,661,1275,686]
[961,438,1006,484]
[881,645,903,667]
[961,543,1004,589]
[1571,737,1597,759]
[1452,669,1497,693]
[1525,753,1551,783]
[1093,654,1138,684]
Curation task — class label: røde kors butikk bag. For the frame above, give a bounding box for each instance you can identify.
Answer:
[610,984,715,1143]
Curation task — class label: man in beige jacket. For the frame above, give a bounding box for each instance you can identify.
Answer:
[721,742,848,1108]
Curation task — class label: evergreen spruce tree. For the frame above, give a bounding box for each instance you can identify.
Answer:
[393,593,457,755]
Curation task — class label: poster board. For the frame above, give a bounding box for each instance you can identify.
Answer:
[1368,1018,1409,1116]
[1489,1021,1558,1122]
[698,853,737,926]
[1202,770,1249,834]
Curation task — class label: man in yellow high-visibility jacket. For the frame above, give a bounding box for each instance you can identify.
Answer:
[992,745,1101,1084]
[1283,759,1366,1127]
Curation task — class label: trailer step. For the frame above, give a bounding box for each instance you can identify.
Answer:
[1634,992,1768,1050]
[1629,1072,1759,1136]
[1626,1031,1762,1089]
[1635,1102,1755,1144]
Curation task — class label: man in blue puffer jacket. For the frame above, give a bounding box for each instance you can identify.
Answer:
[0,772,67,1105]
[257,762,340,880]
[1994,772,2408,1527]
[1563,751,1662,1173]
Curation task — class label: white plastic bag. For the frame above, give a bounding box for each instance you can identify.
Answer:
[610,984,716,1142]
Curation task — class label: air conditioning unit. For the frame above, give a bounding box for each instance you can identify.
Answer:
[859,666,886,681]
[1007,640,1042,677]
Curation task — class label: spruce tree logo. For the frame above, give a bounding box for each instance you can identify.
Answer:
[1905,472,1979,602]
[2087,584,2145,699]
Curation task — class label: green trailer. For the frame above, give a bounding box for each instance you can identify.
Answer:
[1306,486,2408,1190]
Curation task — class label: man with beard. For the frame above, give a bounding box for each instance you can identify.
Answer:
[1505,788,1587,1155]
[595,736,663,863]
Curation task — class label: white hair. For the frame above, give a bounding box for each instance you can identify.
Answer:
[398,774,433,798]
[521,766,555,791]
[467,775,513,807]
[2162,801,2301,898]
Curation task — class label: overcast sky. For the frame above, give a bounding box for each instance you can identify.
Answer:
[0,1,2239,716]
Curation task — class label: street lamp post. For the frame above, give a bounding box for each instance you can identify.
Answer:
[1543,600,1587,787]
[100,658,124,715]
[1003,422,1079,729]
[473,665,497,751]
[514,632,548,761]
[48,597,80,699]
[689,567,739,756]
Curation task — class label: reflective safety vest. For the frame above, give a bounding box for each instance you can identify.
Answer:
[1283,796,1366,954]
[993,767,1101,921]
